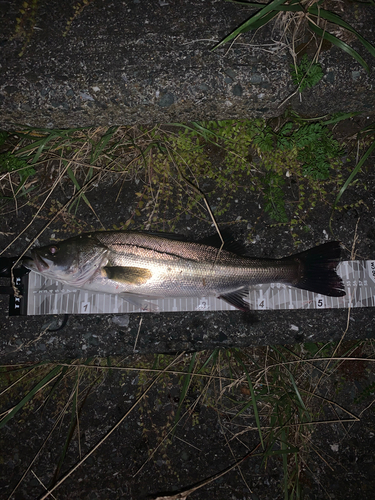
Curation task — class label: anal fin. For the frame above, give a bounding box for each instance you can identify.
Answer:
[219,289,251,311]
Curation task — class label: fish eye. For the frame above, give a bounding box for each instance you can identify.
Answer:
[49,245,59,255]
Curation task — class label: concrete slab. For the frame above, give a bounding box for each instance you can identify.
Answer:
[1,0,375,129]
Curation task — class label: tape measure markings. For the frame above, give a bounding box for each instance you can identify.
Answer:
[25,260,375,315]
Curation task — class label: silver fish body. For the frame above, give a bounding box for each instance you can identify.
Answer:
[22,231,345,310]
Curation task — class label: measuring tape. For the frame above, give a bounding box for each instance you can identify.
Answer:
[12,260,373,315]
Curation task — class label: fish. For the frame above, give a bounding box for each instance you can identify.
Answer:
[22,231,346,311]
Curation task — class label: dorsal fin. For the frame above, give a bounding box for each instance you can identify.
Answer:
[137,231,188,241]
[197,230,248,255]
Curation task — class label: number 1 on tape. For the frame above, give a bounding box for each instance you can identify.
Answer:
[81,301,91,313]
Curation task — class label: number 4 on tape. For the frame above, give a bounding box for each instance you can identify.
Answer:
[257,298,267,309]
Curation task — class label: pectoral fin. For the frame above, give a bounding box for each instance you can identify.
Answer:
[103,266,152,285]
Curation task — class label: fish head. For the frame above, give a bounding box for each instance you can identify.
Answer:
[22,234,107,287]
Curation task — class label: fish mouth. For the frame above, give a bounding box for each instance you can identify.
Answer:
[23,251,50,272]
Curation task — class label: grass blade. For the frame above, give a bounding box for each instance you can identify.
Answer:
[232,351,264,449]
[41,366,70,411]
[273,347,310,421]
[173,353,197,431]
[16,129,80,164]
[0,365,63,430]
[266,446,299,456]
[281,428,289,500]
[232,399,253,419]
[321,111,362,125]
[213,0,288,49]
[169,121,227,147]
[333,139,375,209]
[359,123,375,138]
[90,126,119,163]
[308,21,369,73]
[52,375,79,484]
[66,165,96,213]
[287,372,310,421]
[198,348,220,373]
[308,6,375,58]
[240,10,279,32]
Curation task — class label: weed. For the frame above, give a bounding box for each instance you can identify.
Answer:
[0,151,36,199]
[354,381,375,404]
[214,0,375,73]
[263,171,288,222]
[278,121,343,180]
[168,116,346,227]
[247,117,345,227]
[290,54,323,92]
[1,342,374,499]
[0,131,8,147]
[13,0,39,57]
[331,121,375,217]
[64,0,95,36]
[0,113,370,254]
[0,114,361,238]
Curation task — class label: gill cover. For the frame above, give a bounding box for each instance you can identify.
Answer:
[24,234,108,287]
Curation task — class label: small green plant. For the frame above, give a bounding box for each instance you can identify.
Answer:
[0,131,8,147]
[0,152,35,179]
[263,172,288,222]
[0,114,357,235]
[0,151,36,197]
[278,121,343,180]
[247,117,344,225]
[13,0,95,54]
[13,0,39,56]
[290,54,323,92]
[64,0,95,36]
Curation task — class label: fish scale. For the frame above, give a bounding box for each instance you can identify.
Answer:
[97,232,298,295]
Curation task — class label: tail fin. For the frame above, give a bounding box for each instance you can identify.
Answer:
[285,242,346,297]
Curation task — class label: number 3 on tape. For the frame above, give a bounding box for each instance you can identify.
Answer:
[316,298,324,309]
[197,298,209,310]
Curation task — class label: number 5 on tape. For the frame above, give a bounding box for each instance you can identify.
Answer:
[316,297,324,309]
